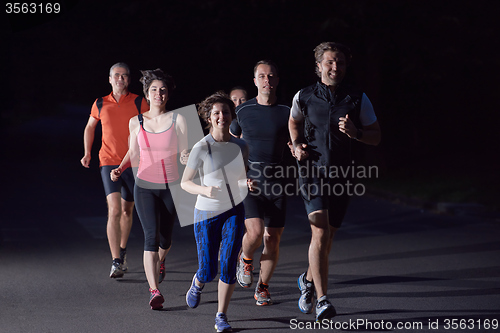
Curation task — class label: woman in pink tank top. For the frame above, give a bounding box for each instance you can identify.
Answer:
[110,69,188,310]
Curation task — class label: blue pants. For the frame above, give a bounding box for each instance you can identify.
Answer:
[194,203,245,284]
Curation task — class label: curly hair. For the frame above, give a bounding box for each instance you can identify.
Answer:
[139,68,176,101]
[314,42,352,77]
[197,91,236,129]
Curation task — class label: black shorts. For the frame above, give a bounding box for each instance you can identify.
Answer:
[100,165,135,202]
[245,162,287,228]
[244,191,286,228]
[298,164,351,229]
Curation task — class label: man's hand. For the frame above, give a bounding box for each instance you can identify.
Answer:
[81,155,91,168]
[110,167,122,182]
[294,143,309,161]
[287,141,296,158]
[247,178,258,192]
[338,114,357,138]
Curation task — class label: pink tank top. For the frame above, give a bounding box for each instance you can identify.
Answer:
[137,113,179,184]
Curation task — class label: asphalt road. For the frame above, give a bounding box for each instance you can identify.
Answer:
[1,106,499,332]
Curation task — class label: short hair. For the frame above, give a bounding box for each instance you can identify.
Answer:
[229,86,248,98]
[253,60,279,77]
[314,42,352,77]
[197,91,236,129]
[109,62,130,76]
[139,68,176,99]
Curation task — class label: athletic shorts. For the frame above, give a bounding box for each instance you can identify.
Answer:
[245,162,287,228]
[244,192,286,228]
[100,165,135,202]
[298,164,351,229]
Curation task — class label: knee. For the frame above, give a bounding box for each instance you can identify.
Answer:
[143,236,158,252]
[121,209,133,218]
[263,233,281,253]
[197,270,217,284]
[121,202,134,218]
[108,207,121,221]
[246,227,264,243]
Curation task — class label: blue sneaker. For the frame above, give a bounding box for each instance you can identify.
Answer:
[298,272,314,314]
[214,312,232,332]
[315,296,336,322]
[186,274,204,308]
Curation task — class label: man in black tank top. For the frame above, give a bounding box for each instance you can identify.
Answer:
[289,42,381,321]
[230,60,290,306]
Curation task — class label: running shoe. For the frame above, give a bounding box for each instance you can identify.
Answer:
[120,248,128,272]
[254,284,273,306]
[159,259,166,284]
[315,296,336,322]
[109,259,124,278]
[214,312,232,332]
[236,254,253,288]
[298,272,314,314]
[186,274,203,308]
[149,288,164,310]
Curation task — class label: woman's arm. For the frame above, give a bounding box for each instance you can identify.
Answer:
[176,114,189,165]
[180,165,220,198]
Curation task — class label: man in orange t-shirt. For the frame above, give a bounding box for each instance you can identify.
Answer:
[81,62,149,278]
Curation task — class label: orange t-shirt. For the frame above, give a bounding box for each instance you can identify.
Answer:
[90,92,149,166]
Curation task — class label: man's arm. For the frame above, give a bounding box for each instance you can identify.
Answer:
[81,116,99,168]
[358,120,381,146]
[289,115,309,161]
[229,118,242,138]
[338,115,381,146]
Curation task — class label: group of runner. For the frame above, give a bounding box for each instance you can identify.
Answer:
[81,41,381,332]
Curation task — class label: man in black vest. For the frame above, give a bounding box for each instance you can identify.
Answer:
[289,42,381,321]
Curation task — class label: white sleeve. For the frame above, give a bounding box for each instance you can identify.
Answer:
[290,91,303,121]
[359,93,377,126]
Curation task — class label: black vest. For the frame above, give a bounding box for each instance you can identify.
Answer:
[299,81,363,167]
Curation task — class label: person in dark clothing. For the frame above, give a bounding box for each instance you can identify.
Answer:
[289,42,381,322]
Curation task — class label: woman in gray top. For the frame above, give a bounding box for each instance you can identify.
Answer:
[181,91,248,332]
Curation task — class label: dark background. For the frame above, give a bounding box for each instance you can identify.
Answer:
[2,0,499,207]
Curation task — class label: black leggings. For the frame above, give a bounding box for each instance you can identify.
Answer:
[134,182,176,252]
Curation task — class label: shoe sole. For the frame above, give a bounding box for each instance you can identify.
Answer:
[214,324,232,332]
[110,271,124,278]
[150,295,164,310]
[254,293,272,306]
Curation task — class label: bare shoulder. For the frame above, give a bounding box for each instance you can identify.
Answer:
[128,114,141,134]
